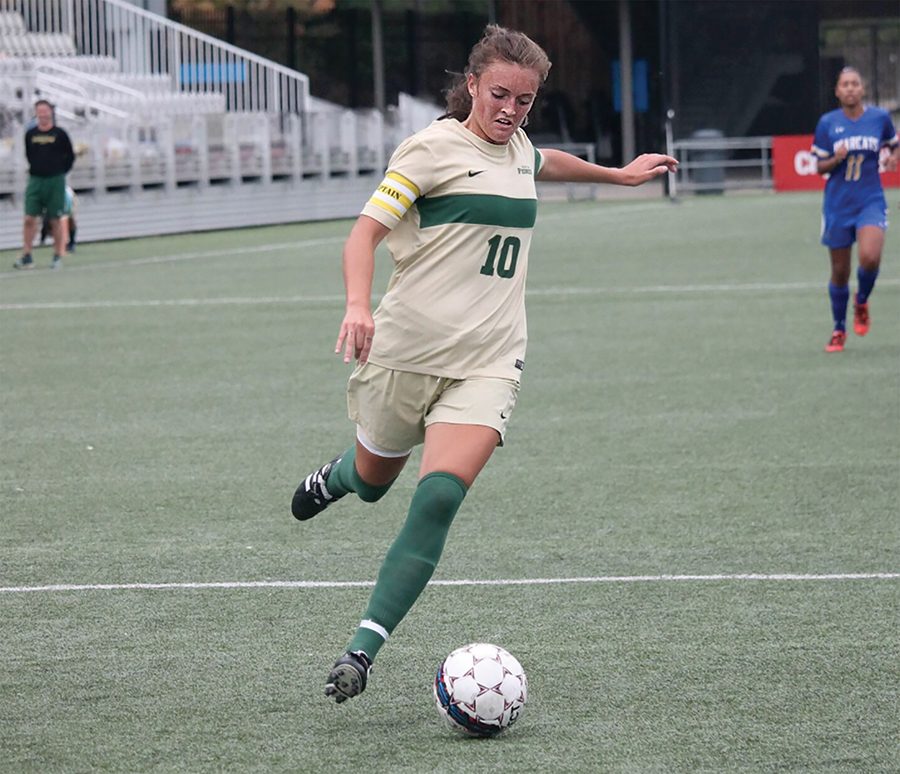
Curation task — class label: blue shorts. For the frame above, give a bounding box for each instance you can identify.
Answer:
[821,199,888,248]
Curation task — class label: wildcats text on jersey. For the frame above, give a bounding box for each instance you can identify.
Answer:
[835,136,881,153]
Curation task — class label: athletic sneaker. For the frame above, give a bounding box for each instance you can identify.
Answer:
[325,650,373,703]
[825,330,846,353]
[51,255,63,270]
[291,456,344,520]
[853,294,869,336]
[13,254,34,269]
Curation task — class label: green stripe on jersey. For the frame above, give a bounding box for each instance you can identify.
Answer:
[417,194,537,229]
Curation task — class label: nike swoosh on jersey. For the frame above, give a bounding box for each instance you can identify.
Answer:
[467,170,485,177]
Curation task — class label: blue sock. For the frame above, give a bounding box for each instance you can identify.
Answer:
[856,266,879,305]
[828,283,849,332]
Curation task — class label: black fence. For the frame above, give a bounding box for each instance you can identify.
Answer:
[168,4,489,112]
[167,1,899,159]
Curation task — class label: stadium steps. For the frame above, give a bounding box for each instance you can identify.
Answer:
[0,4,438,248]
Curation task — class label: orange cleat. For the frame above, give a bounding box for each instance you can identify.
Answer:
[853,294,870,336]
[825,330,846,353]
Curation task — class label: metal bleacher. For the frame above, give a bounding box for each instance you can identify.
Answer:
[0,0,438,249]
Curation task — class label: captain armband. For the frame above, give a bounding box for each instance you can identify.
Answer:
[367,171,420,221]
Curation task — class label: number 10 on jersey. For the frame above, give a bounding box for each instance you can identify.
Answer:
[480,235,521,279]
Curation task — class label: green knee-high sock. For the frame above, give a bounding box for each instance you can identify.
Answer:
[326,445,395,502]
[348,472,467,660]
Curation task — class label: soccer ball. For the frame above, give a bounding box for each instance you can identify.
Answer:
[433,642,527,737]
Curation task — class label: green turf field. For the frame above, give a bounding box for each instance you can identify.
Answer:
[2,191,898,773]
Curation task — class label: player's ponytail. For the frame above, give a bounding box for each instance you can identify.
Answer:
[442,72,470,122]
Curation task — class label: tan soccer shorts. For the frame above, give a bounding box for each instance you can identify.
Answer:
[347,362,519,454]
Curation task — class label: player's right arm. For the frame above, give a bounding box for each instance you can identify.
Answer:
[336,132,434,363]
[812,115,848,175]
[24,127,35,168]
[816,143,849,175]
[336,215,390,364]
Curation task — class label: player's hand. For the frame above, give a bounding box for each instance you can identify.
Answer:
[833,142,849,162]
[619,153,679,186]
[335,305,375,364]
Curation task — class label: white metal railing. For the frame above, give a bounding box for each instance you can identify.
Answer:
[393,92,442,141]
[0,104,387,197]
[0,0,393,203]
[671,135,773,195]
[31,68,130,117]
[0,0,310,114]
[36,58,144,98]
[33,59,137,117]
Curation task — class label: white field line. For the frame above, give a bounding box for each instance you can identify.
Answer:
[0,295,345,310]
[3,278,899,312]
[0,237,345,279]
[529,278,900,296]
[0,203,671,278]
[1,572,897,594]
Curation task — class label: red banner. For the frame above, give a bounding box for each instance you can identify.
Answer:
[772,134,900,192]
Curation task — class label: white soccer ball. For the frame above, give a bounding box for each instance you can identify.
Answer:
[433,642,527,737]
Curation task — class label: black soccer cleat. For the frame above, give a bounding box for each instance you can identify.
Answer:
[291,456,345,520]
[325,650,373,703]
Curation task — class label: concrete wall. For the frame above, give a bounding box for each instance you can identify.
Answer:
[0,176,377,251]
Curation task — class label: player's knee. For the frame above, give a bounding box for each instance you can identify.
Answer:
[355,477,393,503]
[415,472,467,521]
[857,253,880,270]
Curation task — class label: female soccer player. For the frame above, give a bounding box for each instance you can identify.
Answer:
[812,67,899,352]
[291,25,677,703]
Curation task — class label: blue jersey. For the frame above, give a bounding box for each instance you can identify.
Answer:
[812,106,898,216]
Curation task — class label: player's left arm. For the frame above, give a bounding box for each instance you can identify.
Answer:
[59,129,76,173]
[536,148,677,186]
[878,114,899,171]
[885,145,899,172]
[882,135,899,172]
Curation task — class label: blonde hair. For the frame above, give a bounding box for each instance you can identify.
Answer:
[443,25,551,121]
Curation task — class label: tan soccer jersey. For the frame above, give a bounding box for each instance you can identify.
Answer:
[360,118,542,382]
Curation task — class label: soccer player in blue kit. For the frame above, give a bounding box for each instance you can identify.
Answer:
[812,67,899,352]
